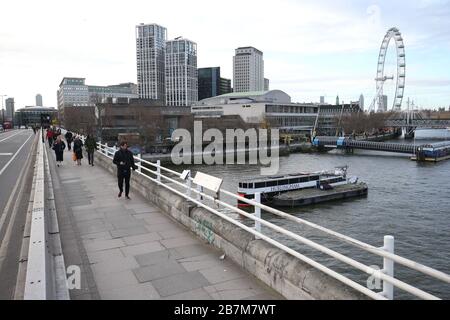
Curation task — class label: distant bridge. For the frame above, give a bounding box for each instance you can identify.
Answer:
[313,136,418,154]
[385,111,450,129]
[385,119,450,128]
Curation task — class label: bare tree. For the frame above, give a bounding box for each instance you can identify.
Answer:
[63,106,96,134]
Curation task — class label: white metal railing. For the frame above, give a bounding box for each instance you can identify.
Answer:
[92,141,450,300]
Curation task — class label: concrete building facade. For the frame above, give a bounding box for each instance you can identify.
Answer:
[220,77,232,95]
[57,78,90,109]
[165,37,198,106]
[136,23,167,102]
[193,90,318,133]
[57,78,138,110]
[233,47,264,93]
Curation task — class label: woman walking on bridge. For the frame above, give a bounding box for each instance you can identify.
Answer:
[46,128,54,148]
[73,136,84,166]
[52,136,66,167]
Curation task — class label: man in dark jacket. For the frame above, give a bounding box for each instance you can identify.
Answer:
[65,131,73,151]
[113,141,138,199]
[85,134,97,166]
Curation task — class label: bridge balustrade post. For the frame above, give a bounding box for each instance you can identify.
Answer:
[254,192,261,240]
[382,235,395,300]
[136,153,141,173]
[156,160,161,182]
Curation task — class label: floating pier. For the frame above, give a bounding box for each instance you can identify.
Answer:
[272,183,368,208]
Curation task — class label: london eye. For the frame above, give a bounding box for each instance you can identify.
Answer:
[369,27,406,112]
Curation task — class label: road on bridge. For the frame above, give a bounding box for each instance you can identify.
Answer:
[0,129,37,299]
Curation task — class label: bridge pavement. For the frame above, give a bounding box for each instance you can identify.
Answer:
[48,145,281,300]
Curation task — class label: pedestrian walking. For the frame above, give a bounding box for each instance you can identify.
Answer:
[113,141,137,200]
[46,128,54,148]
[65,131,73,151]
[73,136,84,166]
[52,135,66,167]
[85,134,97,166]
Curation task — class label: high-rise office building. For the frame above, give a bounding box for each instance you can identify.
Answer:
[320,96,325,104]
[5,98,14,121]
[36,94,43,107]
[264,78,270,91]
[219,77,232,95]
[233,47,264,93]
[359,94,364,111]
[136,23,167,102]
[198,67,221,101]
[198,67,232,100]
[57,78,90,110]
[165,37,198,106]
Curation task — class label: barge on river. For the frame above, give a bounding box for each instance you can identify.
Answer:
[237,166,361,207]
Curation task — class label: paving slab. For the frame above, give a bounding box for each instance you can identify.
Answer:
[160,236,200,249]
[151,271,210,297]
[204,278,266,300]
[121,241,165,257]
[179,254,232,272]
[163,288,213,300]
[90,256,139,275]
[83,238,126,252]
[86,248,124,264]
[123,232,162,246]
[133,260,185,283]
[110,226,150,238]
[135,249,183,267]
[199,265,246,284]
[95,270,139,293]
[100,283,160,300]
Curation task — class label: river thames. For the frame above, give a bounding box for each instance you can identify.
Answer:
[168,129,450,299]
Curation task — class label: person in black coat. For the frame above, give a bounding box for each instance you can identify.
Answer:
[52,136,66,167]
[65,131,73,151]
[113,141,138,199]
[73,136,84,166]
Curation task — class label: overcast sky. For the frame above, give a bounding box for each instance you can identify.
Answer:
[1,0,449,110]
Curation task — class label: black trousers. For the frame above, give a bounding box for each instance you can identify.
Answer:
[117,170,131,196]
[88,151,94,164]
[67,141,72,151]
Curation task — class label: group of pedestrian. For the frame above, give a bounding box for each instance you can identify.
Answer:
[46,126,61,148]
[47,127,138,200]
[46,128,95,167]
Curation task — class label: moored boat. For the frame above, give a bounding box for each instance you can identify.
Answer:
[237,166,358,207]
